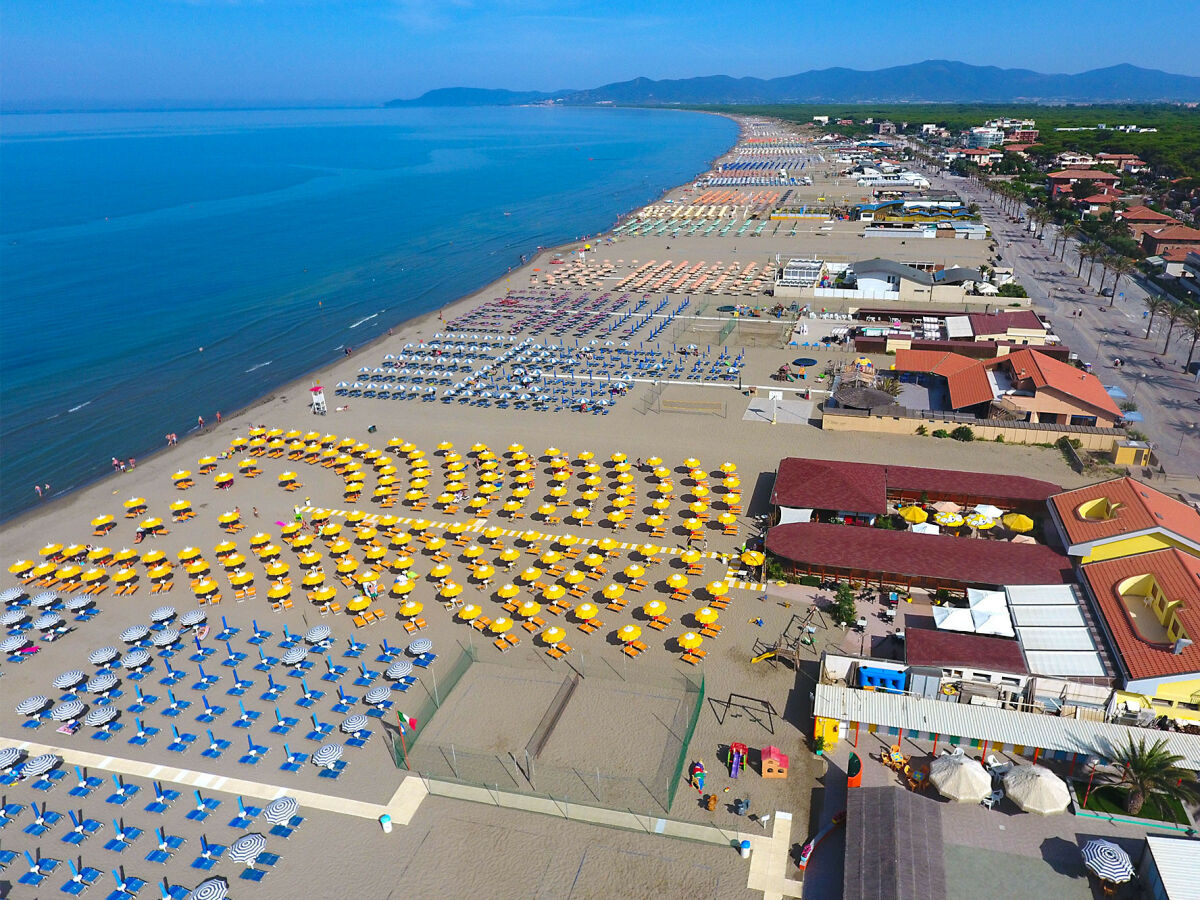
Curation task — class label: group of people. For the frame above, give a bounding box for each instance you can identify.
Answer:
[111,456,136,473]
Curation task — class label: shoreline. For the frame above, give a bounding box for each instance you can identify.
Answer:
[3,111,744,531]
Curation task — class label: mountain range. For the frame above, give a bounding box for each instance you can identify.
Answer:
[388,61,1200,107]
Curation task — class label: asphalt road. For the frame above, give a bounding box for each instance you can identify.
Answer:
[916,163,1200,484]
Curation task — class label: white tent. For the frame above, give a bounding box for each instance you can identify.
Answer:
[967,589,1007,614]
[973,504,1004,518]
[1003,765,1070,815]
[912,522,941,535]
[972,608,1016,637]
[932,606,975,633]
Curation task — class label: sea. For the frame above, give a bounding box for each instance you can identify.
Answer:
[0,106,737,521]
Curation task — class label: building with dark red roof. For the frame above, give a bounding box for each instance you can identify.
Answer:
[1117,205,1180,241]
[1142,224,1200,257]
[765,522,1074,592]
[770,458,1060,521]
[905,627,1028,676]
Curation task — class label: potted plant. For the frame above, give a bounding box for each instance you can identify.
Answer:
[813,736,826,757]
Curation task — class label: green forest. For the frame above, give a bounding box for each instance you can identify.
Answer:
[698,104,1200,180]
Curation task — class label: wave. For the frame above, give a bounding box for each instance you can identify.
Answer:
[67,401,92,413]
[244,361,273,373]
[348,313,379,329]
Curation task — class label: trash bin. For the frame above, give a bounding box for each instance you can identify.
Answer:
[847,752,863,789]
[739,840,752,859]
[367,425,377,434]
[379,814,392,833]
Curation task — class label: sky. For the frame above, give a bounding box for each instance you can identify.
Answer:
[3,0,1200,109]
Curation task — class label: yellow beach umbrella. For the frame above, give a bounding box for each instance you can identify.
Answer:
[463,544,485,559]
[39,542,64,557]
[489,617,514,634]
[617,624,642,643]
[312,585,337,603]
[56,564,84,580]
[442,582,465,600]
[706,580,729,597]
[113,567,137,583]
[141,549,165,565]
[517,599,541,617]
[396,598,422,617]
[336,557,359,574]
[1002,513,1034,533]
[643,599,667,618]
[741,550,764,567]
[472,564,495,581]
[898,506,928,524]
[8,559,34,575]
[695,607,719,625]
[230,571,254,586]
[113,548,138,563]
[678,632,703,651]
[292,534,315,549]
[430,563,453,580]
[540,551,562,565]
[543,584,567,601]
[186,560,210,576]
[91,514,114,528]
[302,571,325,588]
[518,566,542,583]
[556,534,580,548]
[222,553,247,568]
[82,568,106,583]
[623,564,646,579]
[497,583,521,600]
[498,548,521,563]
[541,626,566,645]
[652,498,671,511]
[667,573,689,590]
[169,500,190,513]
[266,561,289,578]
[88,547,112,562]
[680,549,701,565]
[390,580,414,597]
[123,497,146,509]
[267,582,291,600]
[297,551,321,567]
[602,583,625,601]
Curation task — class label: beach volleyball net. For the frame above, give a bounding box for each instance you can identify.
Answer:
[389,648,703,815]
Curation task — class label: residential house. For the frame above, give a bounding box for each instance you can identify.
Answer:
[1054,151,1096,168]
[963,310,1050,345]
[1116,205,1180,241]
[1006,128,1039,143]
[1077,189,1123,217]
[1096,152,1149,173]
[1141,223,1200,257]
[1046,169,1121,197]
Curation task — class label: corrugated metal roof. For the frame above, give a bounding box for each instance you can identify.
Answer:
[1010,605,1086,627]
[1145,835,1200,900]
[813,684,1200,768]
[1007,584,1078,605]
[1017,627,1097,651]
[1006,583,1105,677]
[944,315,973,339]
[1023,651,1107,677]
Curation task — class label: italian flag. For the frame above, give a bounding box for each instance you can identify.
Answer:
[396,711,417,734]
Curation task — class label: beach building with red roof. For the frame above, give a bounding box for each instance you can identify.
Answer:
[1047,169,1120,197]
[764,523,1074,592]
[1142,223,1200,257]
[1078,549,1200,724]
[893,347,1121,427]
[1047,476,1200,564]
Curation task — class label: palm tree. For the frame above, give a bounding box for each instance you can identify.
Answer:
[1179,306,1200,372]
[1095,253,1115,293]
[1058,223,1079,261]
[1107,256,1135,307]
[1160,300,1185,355]
[1108,735,1200,817]
[1079,241,1103,281]
[1144,296,1169,339]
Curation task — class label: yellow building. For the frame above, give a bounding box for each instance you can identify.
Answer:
[1080,549,1200,723]
[1048,477,1200,564]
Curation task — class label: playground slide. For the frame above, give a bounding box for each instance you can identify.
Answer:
[730,749,743,779]
[750,650,776,664]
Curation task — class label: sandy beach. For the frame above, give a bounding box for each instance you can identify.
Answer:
[0,115,1090,899]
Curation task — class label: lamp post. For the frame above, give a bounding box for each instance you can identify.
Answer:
[1179,422,1196,455]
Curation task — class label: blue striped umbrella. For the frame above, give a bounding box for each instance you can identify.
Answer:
[407,638,432,655]
[32,591,60,608]
[263,796,298,825]
[227,833,267,864]
[0,587,25,604]
[1,609,26,626]
[53,670,86,689]
[0,747,24,769]
[85,706,118,727]
[304,625,331,644]
[51,700,85,721]
[385,659,413,680]
[87,674,118,693]
[20,753,60,778]
[281,647,307,666]
[121,625,149,643]
[122,648,151,669]
[311,744,343,768]
[89,647,120,666]
[1081,839,1134,883]
[340,714,369,733]
[34,612,63,631]
[364,686,391,705]
[180,609,207,628]
[0,635,28,653]
[65,595,93,612]
[150,606,177,623]
[187,878,229,900]
[16,695,49,716]
[152,628,181,647]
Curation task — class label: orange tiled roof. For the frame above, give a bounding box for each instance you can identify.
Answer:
[893,349,994,409]
[1081,549,1200,680]
[1146,224,1200,242]
[1118,205,1179,224]
[1050,477,1200,549]
[996,349,1121,419]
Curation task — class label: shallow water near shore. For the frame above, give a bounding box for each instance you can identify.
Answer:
[0,106,737,520]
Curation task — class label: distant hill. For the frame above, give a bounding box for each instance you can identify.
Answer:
[389,61,1200,106]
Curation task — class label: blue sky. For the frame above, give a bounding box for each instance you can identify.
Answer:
[4,0,1199,108]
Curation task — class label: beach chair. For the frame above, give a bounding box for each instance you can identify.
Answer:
[648,617,669,631]
[622,644,641,658]
[353,616,367,629]
[628,580,647,592]
[700,625,722,639]
[671,590,691,602]
[521,616,544,634]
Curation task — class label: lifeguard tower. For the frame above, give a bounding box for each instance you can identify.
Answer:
[310,384,327,416]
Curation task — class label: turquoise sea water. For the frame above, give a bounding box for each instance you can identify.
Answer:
[0,107,737,520]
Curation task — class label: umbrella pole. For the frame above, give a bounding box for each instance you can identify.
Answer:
[932,734,937,756]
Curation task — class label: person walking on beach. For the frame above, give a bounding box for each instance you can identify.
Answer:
[198,415,205,430]
[112,457,120,472]
[119,460,127,473]
[252,507,259,518]
[215,411,222,425]
[128,458,135,470]
[34,484,43,499]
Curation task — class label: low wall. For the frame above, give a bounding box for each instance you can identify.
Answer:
[822,407,1121,451]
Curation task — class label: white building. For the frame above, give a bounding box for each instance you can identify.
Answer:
[966,127,1005,148]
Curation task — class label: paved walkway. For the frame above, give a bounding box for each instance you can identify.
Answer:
[6,732,800,898]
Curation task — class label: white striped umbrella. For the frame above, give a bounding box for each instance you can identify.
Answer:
[1,609,27,626]
[152,629,180,647]
[363,686,391,705]
[407,638,432,655]
[51,700,85,721]
[1081,839,1134,883]
[150,606,176,623]
[385,660,413,680]
[53,670,86,689]
[0,587,25,604]
[180,610,207,627]
[311,744,343,768]
[85,706,118,727]
[122,648,151,669]
[263,796,298,825]
[227,833,267,864]
[32,592,60,608]
[121,625,150,643]
[34,613,62,631]
[0,635,28,653]
[0,747,25,769]
[340,714,369,733]
[88,647,119,666]
[20,753,60,778]
[304,625,332,644]
[16,695,48,716]
[65,595,93,612]
[187,878,229,900]
[87,674,118,693]
[281,647,307,666]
